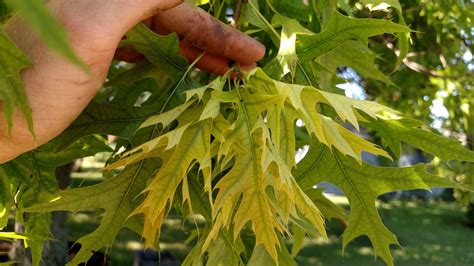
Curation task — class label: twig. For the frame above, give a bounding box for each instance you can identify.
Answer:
[233,0,244,29]
[403,59,472,79]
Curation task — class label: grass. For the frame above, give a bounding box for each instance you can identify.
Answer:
[295,200,474,266]
[68,165,474,265]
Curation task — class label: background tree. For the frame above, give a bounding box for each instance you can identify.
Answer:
[350,0,473,216]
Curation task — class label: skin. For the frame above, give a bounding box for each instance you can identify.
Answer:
[0,0,265,163]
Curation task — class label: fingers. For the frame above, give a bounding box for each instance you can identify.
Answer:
[179,42,257,75]
[116,18,257,76]
[152,2,265,65]
[106,0,184,23]
[113,2,265,75]
[114,40,230,76]
[179,41,229,76]
[114,45,143,62]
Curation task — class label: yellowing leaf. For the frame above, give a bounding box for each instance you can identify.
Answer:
[206,85,326,262]
[185,76,226,102]
[0,232,28,240]
[291,179,327,239]
[249,69,391,161]
[139,100,195,130]
[134,121,212,246]
[272,14,313,77]
[212,104,283,261]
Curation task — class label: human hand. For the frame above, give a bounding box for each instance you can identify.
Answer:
[0,0,265,163]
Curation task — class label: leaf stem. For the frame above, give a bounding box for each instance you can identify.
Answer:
[247,1,280,40]
[160,52,205,113]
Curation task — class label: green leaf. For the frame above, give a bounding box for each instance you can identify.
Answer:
[0,1,12,23]
[25,213,51,266]
[364,116,474,162]
[3,136,110,202]
[2,135,110,266]
[241,0,273,33]
[312,0,337,28]
[338,0,353,16]
[269,0,312,21]
[0,169,15,229]
[25,158,158,265]
[59,60,186,149]
[57,101,158,149]
[6,0,86,71]
[304,188,347,221]
[25,47,195,263]
[295,141,463,266]
[0,26,33,135]
[316,40,394,85]
[393,26,409,71]
[290,225,305,257]
[125,23,188,81]
[296,11,410,62]
[248,240,296,266]
[28,70,195,265]
[104,64,171,106]
[187,173,212,221]
[206,233,244,265]
[247,244,274,266]
[360,0,409,71]
[182,228,208,266]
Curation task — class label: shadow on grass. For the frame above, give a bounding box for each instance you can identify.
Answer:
[66,211,199,266]
[296,201,474,266]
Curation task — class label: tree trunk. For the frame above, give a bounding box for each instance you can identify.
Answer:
[42,163,74,266]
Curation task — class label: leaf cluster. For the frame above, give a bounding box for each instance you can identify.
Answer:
[0,1,472,266]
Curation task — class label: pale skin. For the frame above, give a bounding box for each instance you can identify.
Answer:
[0,0,265,163]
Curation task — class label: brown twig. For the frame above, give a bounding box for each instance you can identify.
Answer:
[233,0,244,29]
[403,59,473,79]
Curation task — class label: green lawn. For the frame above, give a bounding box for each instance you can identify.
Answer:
[68,168,474,265]
[295,201,474,266]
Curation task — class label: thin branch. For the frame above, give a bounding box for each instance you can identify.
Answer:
[403,59,472,79]
[233,0,244,29]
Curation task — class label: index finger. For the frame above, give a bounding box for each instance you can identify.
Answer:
[153,2,265,65]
